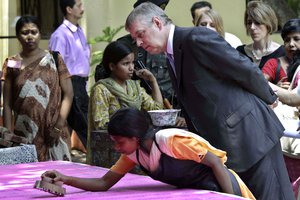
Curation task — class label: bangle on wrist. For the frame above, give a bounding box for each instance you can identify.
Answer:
[53,126,62,133]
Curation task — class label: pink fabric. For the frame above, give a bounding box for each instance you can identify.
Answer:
[0,161,247,200]
[283,155,300,198]
[293,177,300,199]
[293,70,300,88]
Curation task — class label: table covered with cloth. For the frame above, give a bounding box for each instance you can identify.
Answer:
[0,161,247,200]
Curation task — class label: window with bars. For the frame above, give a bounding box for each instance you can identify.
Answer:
[20,0,63,39]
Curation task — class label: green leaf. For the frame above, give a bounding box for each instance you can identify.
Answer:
[88,24,125,78]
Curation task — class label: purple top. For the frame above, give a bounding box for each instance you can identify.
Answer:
[49,19,90,77]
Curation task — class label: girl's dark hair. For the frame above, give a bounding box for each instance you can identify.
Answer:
[281,19,300,81]
[100,41,133,79]
[287,50,300,82]
[107,107,150,138]
[281,18,300,41]
[59,0,76,16]
[15,15,40,36]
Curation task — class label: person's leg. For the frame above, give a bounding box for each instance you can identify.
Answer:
[71,130,86,153]
[68,76,89,148]
[238,142,294,200]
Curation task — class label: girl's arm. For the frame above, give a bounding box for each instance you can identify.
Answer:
[135,69,163,104]
[42,155,135,191]
[201,152,234,194]
[269,82,300,106]
[42,170,123,191]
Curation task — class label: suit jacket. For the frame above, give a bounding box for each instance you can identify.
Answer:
[170,26,284,172]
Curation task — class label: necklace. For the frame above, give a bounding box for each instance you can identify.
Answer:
[251,42,272,61]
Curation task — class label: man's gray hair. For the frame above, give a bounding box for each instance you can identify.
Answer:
[125,2,172,31]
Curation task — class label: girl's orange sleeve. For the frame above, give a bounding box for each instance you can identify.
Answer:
[110,154,136,175]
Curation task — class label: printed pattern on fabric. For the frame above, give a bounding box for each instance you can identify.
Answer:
[19,78,50,109]
[2,51,71,161]
[0,145,38,165]
[89,78,163,130]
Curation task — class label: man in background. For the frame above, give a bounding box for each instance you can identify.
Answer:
[190,1,242,48]
[49,0,90,153]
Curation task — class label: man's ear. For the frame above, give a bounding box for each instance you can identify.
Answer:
[152,16,162,29]
[66,6,73,15]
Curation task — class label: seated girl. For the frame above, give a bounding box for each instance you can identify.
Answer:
[42,108,255,199]
[87,41,164,163]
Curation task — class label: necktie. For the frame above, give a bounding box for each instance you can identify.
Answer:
[166,53,176,77]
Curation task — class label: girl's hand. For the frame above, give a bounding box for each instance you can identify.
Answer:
[53,117,65,131]
[135,69,155,82]
[45,127,60,147]
[175,117,187,127]
[269,97,279,109]
[277,77,290,89]
[41,170,67,183]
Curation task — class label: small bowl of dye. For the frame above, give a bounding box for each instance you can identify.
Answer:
[147,109,181,126]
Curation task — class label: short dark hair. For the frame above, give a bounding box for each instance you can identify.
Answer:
[15,15,40,36]
[59,0,76,16]
[108,108,150,138]
[281,18,300,41]
[281,19,300,82]
[190,1,212,20]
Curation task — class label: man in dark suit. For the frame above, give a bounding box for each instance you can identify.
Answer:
[125,2,294,200]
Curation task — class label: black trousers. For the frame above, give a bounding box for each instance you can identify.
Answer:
[238,142,294,200]
[67,76,89,147]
